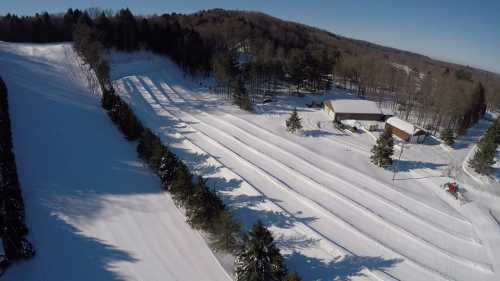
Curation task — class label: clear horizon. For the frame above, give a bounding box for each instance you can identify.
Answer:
[2,0,499,74]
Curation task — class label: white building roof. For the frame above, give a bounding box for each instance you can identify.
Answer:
[327,99,383,115]
[386,116,423,135]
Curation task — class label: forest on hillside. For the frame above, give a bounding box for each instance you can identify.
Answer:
[176,9,495,135]
[0,8,498,135]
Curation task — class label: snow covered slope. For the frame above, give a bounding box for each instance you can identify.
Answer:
[0,42,231,281]
[110,51,500,281]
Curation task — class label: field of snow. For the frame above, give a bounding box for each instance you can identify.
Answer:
[110,50,500,281]
[0,42,231,281]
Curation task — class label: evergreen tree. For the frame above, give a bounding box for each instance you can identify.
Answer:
[371,127,394,167]
[115,8,138,51]
[233,78,252,111]
[487,118,500,145]
[235,221,287,281]
[468,136,496,175]
[116,102,143,141]
[211,210,241,253]
[94,12,113,48]
[169,164,193,206]
[157,150,179,186]
[77,11,93,27]
[149,138,166,171]
[186,177,225,230]
[286,108,303,133]
[137,129,156,161]
[440,128,455,146]
[0,77,34,259]
[95,60,111,88]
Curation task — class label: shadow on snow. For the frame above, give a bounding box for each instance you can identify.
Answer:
[286,251,402,281]
[121,72,404,280]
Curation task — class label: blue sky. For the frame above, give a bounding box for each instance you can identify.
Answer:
[2,0,499,74]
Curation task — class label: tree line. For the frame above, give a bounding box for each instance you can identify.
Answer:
[0,77,35,261]
[2,8,495,126]
[73,23,302,280]
[178,9,496,128]
[0,8,338,111]
[335,54,488,136]
[0,8,212,75]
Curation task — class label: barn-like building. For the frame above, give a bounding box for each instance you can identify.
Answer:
[324,99,387,122]
[385,116,427,143]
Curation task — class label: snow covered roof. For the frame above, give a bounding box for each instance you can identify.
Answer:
[326,99,383,115]
[386,117,424,135]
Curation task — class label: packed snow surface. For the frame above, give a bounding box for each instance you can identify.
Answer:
[0,42,231,281]
[110,50,500,281]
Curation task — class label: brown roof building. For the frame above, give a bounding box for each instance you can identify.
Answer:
[385,117,427,143]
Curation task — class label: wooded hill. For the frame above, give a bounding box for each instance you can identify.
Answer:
[0,8,497,135]
[176,9,499,108]
[175,9,496,134]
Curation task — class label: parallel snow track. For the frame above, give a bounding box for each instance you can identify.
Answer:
[173,81,473,229]
[122,75,491,281]
[227,116,470,224]
[119,76,394,281]
[167,78,477,241]
[181,97,481,246]
[143,77,491,275]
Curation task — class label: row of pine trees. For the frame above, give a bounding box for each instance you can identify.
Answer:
[0,77,35,260]
[73,22,302,281]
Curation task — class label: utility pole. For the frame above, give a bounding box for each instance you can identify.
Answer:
[392,142,405,183]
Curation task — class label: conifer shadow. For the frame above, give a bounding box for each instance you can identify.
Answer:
[286,251,402,281]
[393,159,446,172]
[303,129,335,138]
[3,205,137,281]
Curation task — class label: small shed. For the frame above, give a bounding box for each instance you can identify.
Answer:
[385,117,426,143]
[324,99,387,122]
